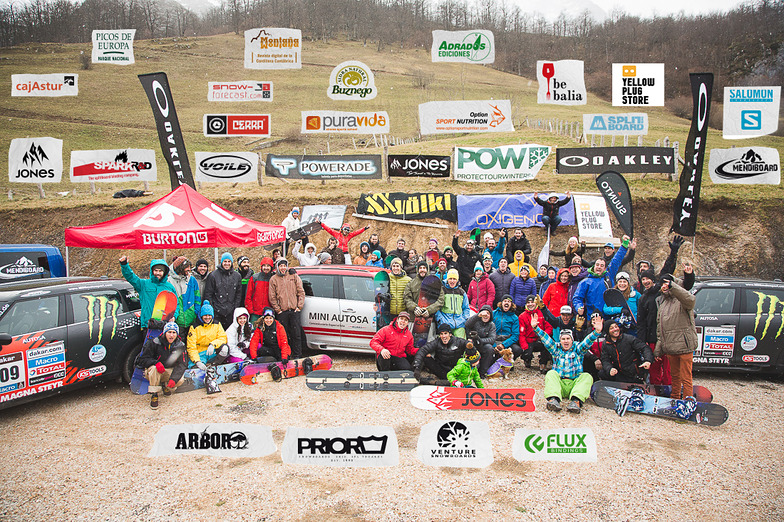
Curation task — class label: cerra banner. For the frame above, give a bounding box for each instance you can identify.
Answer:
[513,428,597,462]
[723,86,781,139]
[328,61,377,100]
[454,145,551,182]
[8,137,63,183]
[388,155,450,178]
[244,28,301,69]
[431,30,494,64]
[92,29,135,64]
[194,152,259,183]
[11,74,78,97]
[266,154,382,180]
[419,100,513,135]
[612,64,665,106]
[204,114,270,137]
[456,193,575,231]
[357,193,457,222]
[417,420,493,468]
[207,81,272,102]
[148,424,276,458]
[572,194,613,239]
[281,425,398,467]
[583,113,648,135]
[708,147,780,185]
[301,111,389,134]
[556,147,675,175]
[537,60,586,105]
[71,149,157,183]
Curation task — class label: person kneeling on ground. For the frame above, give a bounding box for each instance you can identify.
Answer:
[186,301,230,371]
[248,307,294,381]
[446,343,484,388]
[138,322,188,410]
[532,312,603,414]
[413,323,469,383]
[370,312,417,371]
[600,319,653,383]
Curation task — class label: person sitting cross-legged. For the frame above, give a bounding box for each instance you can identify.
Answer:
[138,322,188,410]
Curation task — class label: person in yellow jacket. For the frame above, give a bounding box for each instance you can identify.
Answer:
[388,257,411,316]
[509,250,538,278]
[186,300,229,370]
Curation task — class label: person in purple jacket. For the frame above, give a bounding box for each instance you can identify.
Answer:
[509,264,537,309]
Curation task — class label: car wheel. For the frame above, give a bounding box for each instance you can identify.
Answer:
[122,344,142,383]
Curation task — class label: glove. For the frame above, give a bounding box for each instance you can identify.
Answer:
[148,319,165,330]
[452,381,464,388]
[281,359,289,366]
[196,362,207,372]
[534,295,545,309]
[669,235,685,253]
[575,315,586,329]
[155,362,165,374]
[237,342,246,350]
[167,379,176,389]
[206,343,216,357]
[414,370,422,381]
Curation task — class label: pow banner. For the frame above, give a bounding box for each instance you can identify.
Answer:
[454,145,551,182]
[357,193,457,222]
[596,171,634,237]
[456,194,575,231]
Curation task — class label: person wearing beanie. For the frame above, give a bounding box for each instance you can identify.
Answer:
[425,238,441,261]
[245,257,274,323]
[533,190,572,236]
[192,259,210,296]
[388,258,411,317]
[482,230,507,269]
[543,268,571,318]
[464,305,497,377]
[509,249,538,278]
[573,235,631,318]
[137,321,188,409]
[293,241,320,267]
[549,236,585,267]
[281,207,302,255]
[467,262,495,310]
[186,300,230,371]
[493,295,522,360]
[365,249,384,268]
[168,256,192,298]
[434,257,449,283]
[354,241,372,266]
[603,271,640,336]
[600,319,653,383]
[268,257,306,359]
[248,307,292,380]
[600,238,637,270]
[451,233,482,291]
[202,252,242,330]
[118,255,179,332]
[446,342,484,388]
[413,322,469,383]
[518,295,552,372]
[318,252,333,264]
[505,228,532,264]
[317,218,369,263]
[236,255,254,305]
[403,261,445,318]
[435,269,471,339]
[509,262,537,309]
[370,312,417,371]
[442,246,458,272]
[489,257,515,308]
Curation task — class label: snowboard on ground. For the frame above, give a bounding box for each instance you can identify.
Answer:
[374,270,392,328]
[239,354,332,385]
[130,359,253,395]
[410,385,536,411]
[591,380,713,403]
[412,275,442,348]
[289,221,323,242]
[592,385,728,426]
[603,288,637,326]
[306,370,418,391]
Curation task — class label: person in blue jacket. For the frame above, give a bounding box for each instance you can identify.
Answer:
[119,256,179,332]
[482,231,507,269]
[573,235,630,318]
[365,250,384,267]
[435,269,471,338]
[493,295,521,360]
[509,264,537,309]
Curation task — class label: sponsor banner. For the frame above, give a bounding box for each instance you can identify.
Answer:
[301,111,389,134]
[723,86,780,139]
[0,341,66,403]
[11,74,78,97]
[454,145,551,182]
[70,149,157,183]
[417,420,493,468]
[281,426,398,467]
[8,137,63,183]
[301,205,347,231]
[148,424,276,458]
[572,194,613,239]
[244,28,301,69]
[596,171,633,237]
[92,29,135,65]
[513,428,597,462]
[207,81,273,102]
[419,100,514,135]
[695,325,735,358]
[204,114,270,137]
[709,147,780,185]
[556,147,675,175]
[672,73,713,236]
[194,152,259,183]
[431,30,494,64]
[456,193,575,231]
[387,155,450,178]
[742,354,770,363]
[357,193,457,222]
[612,63,665,106]
[328,61,377,100]
[0,254,47,280]
[265,154,382,181]
[537,60,586,105]
[583,113,648,135]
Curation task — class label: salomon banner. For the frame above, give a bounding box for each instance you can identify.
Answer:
[70,149,157,183]
[12,74,78,97]
[556,147,675,175]
[8,137,63,183]
[148,424,276,458]
[417,420,493,468]
[582,113,648,135]
[723,86,780,139]
[419,100,514,135]
[194,152,258,183]
[357,193,457,222]
[92,29,135,64]
[431,30,494,64]
[672,73,713,236]
[456,193,575,231]
[244,28,301,69]
[266,154,382,180]
[536,60,586,105]
[281,426,399,467]
[138,72,195,190]
[454,145,551,182]
[596,171,634,237]
[387,155,450,178]
[708,147,780,185]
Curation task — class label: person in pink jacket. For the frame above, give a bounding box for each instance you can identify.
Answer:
[467,262,495,310]
[370,312,417,371]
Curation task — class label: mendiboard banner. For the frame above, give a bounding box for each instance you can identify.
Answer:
[596,170,634,237]
[92,29,135,65]
[244,28,301,69]
[70,149,157,183]
[301,111,389,134]
[556,147,675,175]
[194,152,259,183]
[328,61,377,100]
[357,193,457,222]
[454,145,551,182]
[387,155,450,178]
[148,424,276,458]
[723,86,780,139]
[416,420,494,468]
[582,113,648,135]
[301,205,347,230]
[207,81,272,102]
[419,100,514,135]
[536,60,586,105]
[572,194,613,239]
[456,193,575,231]
[8,137,63,183]
[266,154,382,181]
[431,30,494,64]
[612,63,665,106]
[11,74,78,97]
[708,147,780,185]
[281,426,399,467]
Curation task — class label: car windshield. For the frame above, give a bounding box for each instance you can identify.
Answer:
[0,301,8,320]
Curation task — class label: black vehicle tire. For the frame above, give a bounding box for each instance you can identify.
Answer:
[122,344,142,383]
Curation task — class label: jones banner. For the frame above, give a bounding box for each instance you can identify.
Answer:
[8,137,63,183]
[387,155,450,178]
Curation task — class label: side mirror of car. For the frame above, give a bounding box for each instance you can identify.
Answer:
[0,333,12,346]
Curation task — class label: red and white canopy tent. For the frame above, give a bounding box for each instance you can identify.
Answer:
[64,184,285,275]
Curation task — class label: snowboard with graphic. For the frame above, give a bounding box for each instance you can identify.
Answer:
[413,275,442,348]
[590,380,713,403]
[592,385,728,426]
[410,385,536,411]
[306,370,418,391]
[130,359,252,395]
[239,354,332,385]
[603,288,637,326]
[374,270,392,328]
[288,221,323,242]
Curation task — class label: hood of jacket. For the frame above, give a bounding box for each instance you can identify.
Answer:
[149,258,170,282]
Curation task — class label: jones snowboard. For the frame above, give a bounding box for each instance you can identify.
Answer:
[239,354,332,385]
[410,385,536,412]
[306,370,418,391]
[593,385,728,426]
[130,359,252,395]
[603,288,637,326]
[374,270,392,328]
[412,275,442,348]
[591,380,713,403]
[289,221,323,242]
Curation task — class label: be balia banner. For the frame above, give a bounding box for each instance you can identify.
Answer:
[556,146,675,175]
[194,152,258,183]
[11,74,78,97]
[244,28,301,69]
[419,100,514,135]
[70,149,157,183]
[357,193,457,222]
[431,30,495,64]
[387,155,450,178]
[596,170,634,237]
[536,60,586,105]
[723,86,780,139]
[265,154,382,181]
[8,137,63,183]
[456,193,575,231]
[708,147,780,185]
[572,194,613,239]
[454,145,551,182]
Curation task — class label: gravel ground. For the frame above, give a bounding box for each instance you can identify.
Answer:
[0,353,782,521]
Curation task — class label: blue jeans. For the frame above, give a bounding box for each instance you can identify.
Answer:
[541,215,562,233]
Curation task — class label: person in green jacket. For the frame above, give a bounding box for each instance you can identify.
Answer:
[447,343,484,388]
[119,256,179,330]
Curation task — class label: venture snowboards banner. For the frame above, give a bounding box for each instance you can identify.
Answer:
[596,170,633,237]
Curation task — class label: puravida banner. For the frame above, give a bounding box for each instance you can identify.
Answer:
[596,170,634,237]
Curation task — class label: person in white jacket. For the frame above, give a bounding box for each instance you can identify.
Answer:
[281,207,301,255]
[225,307,254,362]
[293,241,320,266]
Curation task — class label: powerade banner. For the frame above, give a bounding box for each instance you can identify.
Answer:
[582,113,648,135]
[266,154,382,181]
[148,424,276,458]
[431,30,494,64]
[301,111,389,134]
[70,149,157,183]
[416,420,493,468]
[723,86,781,139]
[454,145,551,182]
[138,72,195,190]
[672,73,713,237]
[556,147,675,175]
[194,152,258,183]
[419,100,514,135]
[596,170,634,237]
[536,60,586,105]
[8,137,63,183]
[357,193,457,222]
[456,193,575,231]
[708,147,780,185]
[244,28,301,69]
[92,29,135,65]
[11,74,78,97]
[612,63,665,106]
[281,426,399,467]
[513,428,597,462]
[387,155,450,178]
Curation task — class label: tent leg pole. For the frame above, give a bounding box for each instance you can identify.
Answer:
[66,246,70,277]
[214,248,218,268]
[163,249,167,264]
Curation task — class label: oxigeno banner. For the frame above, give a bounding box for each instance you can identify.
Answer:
[456,193,575,231]
[357,193,457,222]
[265,154,382,180]
[431,30,494,64]
[454,145,551,182]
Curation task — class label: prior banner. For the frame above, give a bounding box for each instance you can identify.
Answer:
[281,426,399,467]
[8,137,63,183]
[596,170,634,237]
[301,205,347,230]
[416,420,493,468]
[556,147,675,175]
[454,145,551,182]
[265,154,382,181]
[431,30,494,64]
[148,424,276,458]
[387,155,450,178]
[301,111,389,134]
[456,193,575,231]
[194,152,259,183]
[11,74,78,97]
[582,113,648,135]
[708,147,780,185]
[419,100,514,135]
[612,63,665,106]
[536,60,586,105]
[513,428,597,463]
[572,194,613,239]
[92,29,135,64]
[70,149,157,183]
[723,86,781,139]
[328,61,377,100]
[207,81,272,102]
[244,28,301,69]
[357,193,457,222]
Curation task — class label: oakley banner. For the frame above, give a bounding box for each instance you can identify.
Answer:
[357,193,457,222]
[456,193,575,231]
[387,155,450,178]
[266,154,382,180]
[556,147,675,175]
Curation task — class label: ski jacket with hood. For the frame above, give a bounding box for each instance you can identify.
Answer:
[293,242,320,266]
[137,331,189,383]
[120,258,179,326]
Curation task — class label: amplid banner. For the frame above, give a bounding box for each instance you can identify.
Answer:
[281,426,398,467]
[583,113,648,135]
[8,137,63,183]
[388,155,450,178]
[92,29,135,64]
[596,170,634,237]
[266,154,382,180]
[708,147,780,185]
[513,428,597,462]
[454,145,551,182]
[357,193,457,222]
[537,60,586,105]
[301,111,389,134]
[244,28,301,69]
[431,30,494,64]
[148,424,276,458]
[723,86,781,139]
[194,152,258,183]
[556,147,675,175]
[456,193,575,231]
[612,63,665,106]
[417,420,493,468]
[12,74,78,97]
[71,149,157,183]
[419,100,513,135]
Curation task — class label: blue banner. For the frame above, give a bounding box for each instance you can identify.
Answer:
[457,193,575,231]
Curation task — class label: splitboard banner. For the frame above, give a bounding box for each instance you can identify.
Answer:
[456,193,575,231]
[582,113,648,135]
[244,28,301,69]
[92,29,135,65]
[536,60,586,105]
[708,147,780,185]
[416,420,494,468]
[11,74,78,97]
[596,170,634,237]
[387,155,450,178]
[138,72,196,190]
[454,145,551,182]
[281,426,399,467]
[672,73,713,236]
[8,137,63,183]
[513,428,597,462]
[265,154,382,181]
[357,193,457,222]
[431,30,494,64]
[723,86,780,139]
[572,194,613,239]
[70,149,157,183]
[194,152,259,183]
[301,205,347,230]
[556,147,675,175]
[419,100,514,135]
[148,424,276,458]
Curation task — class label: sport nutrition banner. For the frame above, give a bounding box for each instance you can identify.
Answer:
[11,74,78,97]
[582,113,648,135]
[456,193,575,231]
[556,147,675,175]
[70,149,157,183]
[419,100,514,135]
[454,145,551,182]
[194,152,259,183]
[387,155,450,178]
[708,147,780,185]
[266,154,382,180]
[92,29,135,64]
[244,28,301,69]
[357,192,457,222]
[431,30,494,64]
[596,170,634,237]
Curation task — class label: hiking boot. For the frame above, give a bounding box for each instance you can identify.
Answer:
[546,398,562,412]
[566,400,582,414]
[150,393,159,410]
[303,358,314,375]
[268,363,282,382]
[162,387,172,397]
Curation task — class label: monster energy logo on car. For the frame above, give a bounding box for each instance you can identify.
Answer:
[82,295,119,343]
[753,292,784,339]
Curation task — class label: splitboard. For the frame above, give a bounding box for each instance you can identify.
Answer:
[289,221,323,242]
[593,385,728,426]
[306,370,418,391]
[412,275,442,348]
[374,270,391,328]
[603,288,637,326]
[130,360,252,395]
[239,354,332,385]
[591,380,713,403]
[410,385,536,412]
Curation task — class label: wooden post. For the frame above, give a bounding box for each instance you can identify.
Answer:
[37,183,45,198]
[611,135,616,146]
[352,138,357,150]
[90,181,96,194]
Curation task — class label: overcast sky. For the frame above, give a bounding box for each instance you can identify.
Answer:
[513,0,754,21]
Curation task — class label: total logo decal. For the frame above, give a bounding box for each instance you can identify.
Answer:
[301,111,389,134]
[11,73,78,97]
[204,114,270,137]
[149,424,277,457]
[513,428,597,462]
[0,256,45,280]
[416,420,493,468]
[281,426,398,467]
[8,137,63,183]
[207,81,273,102]
[70,149,157,183]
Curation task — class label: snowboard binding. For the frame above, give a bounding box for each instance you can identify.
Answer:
[673,396,698,420]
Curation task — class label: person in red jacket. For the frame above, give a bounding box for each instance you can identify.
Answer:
[248,307,293,381]
[370,312,417,371]
[317,219,369,264]
[519,295,553,373]
[542,268,571,317]
[467,262,495,310]
[245,257,274,323]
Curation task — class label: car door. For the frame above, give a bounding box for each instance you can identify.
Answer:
[692,285,738,369]
[738,285,784,372]
[338,274,377,351]
[299,272,341,349]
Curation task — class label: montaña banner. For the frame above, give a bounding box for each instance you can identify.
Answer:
[357,193,457,222]
[266,154,382,180]
[596,170,633,237]
[456,194,575,231]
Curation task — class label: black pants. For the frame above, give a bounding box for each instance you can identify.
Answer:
[522,340,551,367]
[215,311,233,331]
[476,342,496,377]
[507,343,523,361]
[376,354,413,371]
[423,357,455,380]
[277,309,302,358]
